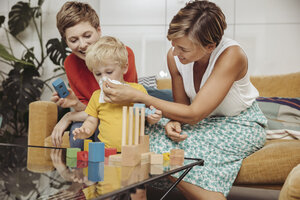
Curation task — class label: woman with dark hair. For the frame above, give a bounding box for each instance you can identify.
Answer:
[103,1,266,199]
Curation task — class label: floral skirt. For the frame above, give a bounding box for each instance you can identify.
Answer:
[146,102,267,196]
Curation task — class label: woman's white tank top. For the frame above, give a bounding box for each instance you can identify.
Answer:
[174,37,259,117]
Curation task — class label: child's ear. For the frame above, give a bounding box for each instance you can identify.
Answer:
[123,63,128,74]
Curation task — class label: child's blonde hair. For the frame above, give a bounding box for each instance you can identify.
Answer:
[85,36,128,72]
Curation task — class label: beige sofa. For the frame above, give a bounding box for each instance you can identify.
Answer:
[28,72,300,199]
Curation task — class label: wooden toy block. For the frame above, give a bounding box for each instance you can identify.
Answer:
[141,152,154,164]
[140,107,145,136]
[122,106,127,146]
[122,145,141,166]
[150,164,163,175]
[88,161,104,182]
[150,154,163,165]
[77,160,88,168]
[163,152,170,161]
[134,107,140,145]
[170,149,184,157]
[77,151,88,161]
[133,103,146,108]
[121,165,140,186]
[170,149,184,166]
[139,135,149,154]
[83,167,88,177]
[105,148,117,157]
[84,139,92,151]
[170,155,184,166]
[109,154,122,162]
[67,148,81,158]
[88,142,105,162]
[66,157,77,168]
[52,77,69,98]
[145,107,156,117]
[139,163,150,180]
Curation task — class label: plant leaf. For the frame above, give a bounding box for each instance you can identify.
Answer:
[0,15,5,27]
[46,38,71,66]
[0,43,34,66]
[8,2,33,36]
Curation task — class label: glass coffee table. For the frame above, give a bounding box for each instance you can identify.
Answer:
[0,143,203,200]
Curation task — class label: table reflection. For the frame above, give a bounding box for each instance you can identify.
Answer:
[0,145,198,200]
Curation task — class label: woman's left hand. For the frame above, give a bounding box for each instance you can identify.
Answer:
[102,80,142,104]
[165,120,188,142]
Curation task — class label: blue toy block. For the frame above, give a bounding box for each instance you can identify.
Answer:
[145,108,156,117]
[52,78,69,98]
[133,103,146,108]
[88,161,104,182]
[88,142,105,162]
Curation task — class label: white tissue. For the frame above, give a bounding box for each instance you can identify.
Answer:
[99,76,123,103]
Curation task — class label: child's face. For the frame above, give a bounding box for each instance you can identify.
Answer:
[92,62,128,83]
[65,21,101,60]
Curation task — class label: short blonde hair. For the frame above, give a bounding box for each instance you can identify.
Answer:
[56,1,100,40]
[168,0,227,47]
[85,36,128,72]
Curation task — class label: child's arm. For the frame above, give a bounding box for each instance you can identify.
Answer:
[146,105,162,125]
[51,111,88,147]
[73,115,98,140]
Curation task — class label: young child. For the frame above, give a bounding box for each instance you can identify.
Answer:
[73,36,162,152]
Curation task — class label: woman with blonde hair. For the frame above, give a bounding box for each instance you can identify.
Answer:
[103,1,266,199]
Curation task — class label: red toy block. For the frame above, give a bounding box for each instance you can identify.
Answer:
[77,160,88,168]
[77,151,88,161]
[105,148,117,157]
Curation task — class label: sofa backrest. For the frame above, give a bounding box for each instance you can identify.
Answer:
[157,71,300,98]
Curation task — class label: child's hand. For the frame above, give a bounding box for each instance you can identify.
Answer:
[146,105,162,124]
[73,127,92,140]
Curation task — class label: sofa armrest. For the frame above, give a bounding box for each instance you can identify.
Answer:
[279,164,300,200]
[28,101,57,146]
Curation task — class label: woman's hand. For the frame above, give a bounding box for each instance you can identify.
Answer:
[102,80,141,104]
[165,121,188,142]
[51,88,80,109]
[51,113,72,147]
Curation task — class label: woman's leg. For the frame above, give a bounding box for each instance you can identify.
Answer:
[169,177,226,200]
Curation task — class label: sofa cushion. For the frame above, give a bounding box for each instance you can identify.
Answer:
[235,140,300,185]
[144,86,173,102]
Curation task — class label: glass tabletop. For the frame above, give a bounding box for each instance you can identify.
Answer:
[0,143,203,200]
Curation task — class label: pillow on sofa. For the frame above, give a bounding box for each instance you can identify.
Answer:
[256,97,300,139]
[138,75,157,89]
[144,86,173,102]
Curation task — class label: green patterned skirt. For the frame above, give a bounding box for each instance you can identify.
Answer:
[146,102,267,196]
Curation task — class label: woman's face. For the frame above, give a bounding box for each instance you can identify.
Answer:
[171,36,211,64]
[65,21,101,60]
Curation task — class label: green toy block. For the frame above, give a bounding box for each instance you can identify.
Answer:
[66,157,77,168]
[67,148,81,158]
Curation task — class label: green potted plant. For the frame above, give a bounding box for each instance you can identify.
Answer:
[0,0,70,143]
